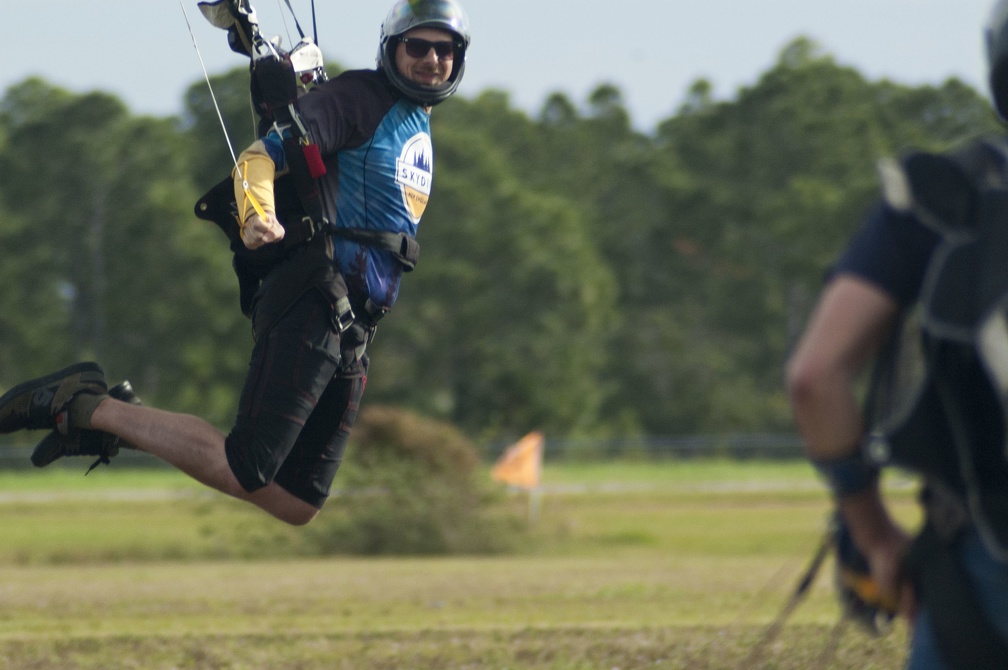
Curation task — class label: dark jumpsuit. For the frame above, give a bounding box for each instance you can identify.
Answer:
[224,69,433,508]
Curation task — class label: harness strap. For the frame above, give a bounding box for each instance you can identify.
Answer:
[905,521,1008,670]
[329,227,420,271]
[281,217,420,271]
[278,133,327,242]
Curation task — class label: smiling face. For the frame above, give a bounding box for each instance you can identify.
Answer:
[394,27,456,90]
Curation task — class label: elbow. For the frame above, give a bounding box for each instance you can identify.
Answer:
[785,353,832,417]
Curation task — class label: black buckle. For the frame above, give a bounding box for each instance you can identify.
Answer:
[301,215,318,242]
[333,296,355,333]
[363,298,389,324]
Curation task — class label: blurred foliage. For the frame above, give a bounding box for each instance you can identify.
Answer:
[0,38,1001,446]
[304,405,528,555]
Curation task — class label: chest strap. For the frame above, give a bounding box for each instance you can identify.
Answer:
[329,227,419,272]
[282,217,420,272]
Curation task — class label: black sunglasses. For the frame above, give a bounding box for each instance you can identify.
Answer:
[400,37,458,60]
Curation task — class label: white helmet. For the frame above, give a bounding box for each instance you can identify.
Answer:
[377,0,471,106]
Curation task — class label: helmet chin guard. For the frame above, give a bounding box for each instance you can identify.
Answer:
[377,0,471,106]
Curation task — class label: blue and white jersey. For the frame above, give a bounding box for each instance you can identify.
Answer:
[292,69,432,311]
[334,100,431,309]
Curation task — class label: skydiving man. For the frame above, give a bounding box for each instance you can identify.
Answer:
[0,0,471,527]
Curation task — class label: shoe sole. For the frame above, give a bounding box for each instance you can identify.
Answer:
[0,362,105,434]
[30,380,140,468]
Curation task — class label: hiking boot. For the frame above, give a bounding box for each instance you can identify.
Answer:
[0,362,106,435]
[30,381,142,472]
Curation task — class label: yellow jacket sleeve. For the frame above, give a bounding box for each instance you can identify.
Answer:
[232,140,277,226]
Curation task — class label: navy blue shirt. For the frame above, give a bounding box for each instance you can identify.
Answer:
[832,201,942,307]
[840,198,1008,490]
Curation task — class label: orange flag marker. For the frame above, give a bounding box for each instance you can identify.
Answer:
[491,431,544,490]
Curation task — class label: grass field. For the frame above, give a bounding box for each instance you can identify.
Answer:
[0,460,919,669]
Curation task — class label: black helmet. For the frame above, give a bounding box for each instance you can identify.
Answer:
[377,0,471,106]
[986,0,1008,119]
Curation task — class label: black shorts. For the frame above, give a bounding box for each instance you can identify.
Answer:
[225,288,366,508]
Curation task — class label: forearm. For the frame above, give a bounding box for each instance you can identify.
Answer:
[791,367,909,610]
[789,368,865,460]
[233,140,277,225]
[786,275,899,460]
[787,276,910,589]
[836,486,895,543]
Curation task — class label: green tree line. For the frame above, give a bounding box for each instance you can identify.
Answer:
[0,38,999,445]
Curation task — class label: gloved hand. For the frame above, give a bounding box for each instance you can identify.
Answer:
[832,511,899,635]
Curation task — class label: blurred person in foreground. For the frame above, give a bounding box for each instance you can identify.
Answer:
[0,0,470,526]
[787,2,1008,667]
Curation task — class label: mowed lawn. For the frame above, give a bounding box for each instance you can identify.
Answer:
[0,460,918,669]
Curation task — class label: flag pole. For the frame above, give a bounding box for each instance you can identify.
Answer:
[528,485,542,524]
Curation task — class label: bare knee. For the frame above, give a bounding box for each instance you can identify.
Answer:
[247,485,322,526]
[277,506,320,526]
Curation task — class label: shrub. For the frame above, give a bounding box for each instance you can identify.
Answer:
[305,405,528,555]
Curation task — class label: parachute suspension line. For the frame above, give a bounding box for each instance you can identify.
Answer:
[279,0,309,41]
[248,95,258,143]
[311,0,318,44]
[275,0,295,49]
[812,618,849,670]
[176,0,240,169]
[177,0,267,221]
[674,557,796,669]
[737,528,833,669]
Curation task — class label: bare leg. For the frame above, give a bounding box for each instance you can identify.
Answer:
[88,398,320,526]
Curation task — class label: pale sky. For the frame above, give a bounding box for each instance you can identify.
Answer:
[2,1,995,132]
